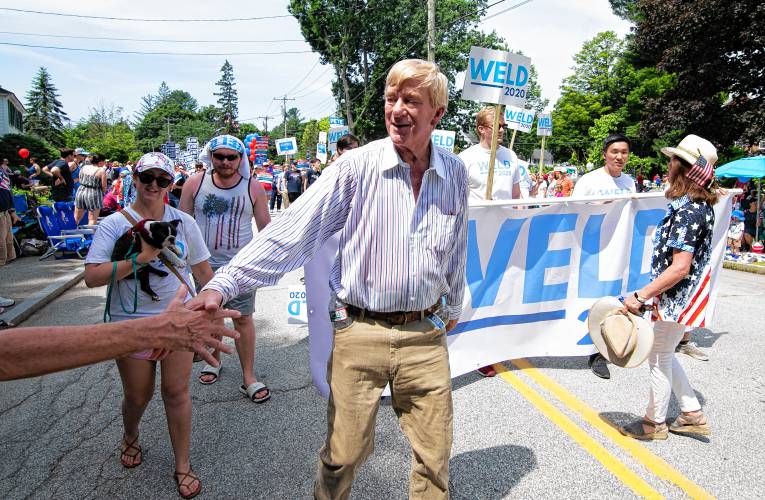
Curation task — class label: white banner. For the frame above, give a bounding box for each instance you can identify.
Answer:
[537,113,553,136]
[431,129,456,152]
[504,106,535,133]
[304,193,733,396]
[461,46,532,107]
[275,137,298,156]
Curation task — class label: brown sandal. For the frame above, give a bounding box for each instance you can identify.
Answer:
[174,468,202,499]
[120,434,142,468]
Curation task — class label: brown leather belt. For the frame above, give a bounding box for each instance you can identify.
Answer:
[346,303,440,326]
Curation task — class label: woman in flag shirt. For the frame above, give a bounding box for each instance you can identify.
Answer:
[620,135,718,441]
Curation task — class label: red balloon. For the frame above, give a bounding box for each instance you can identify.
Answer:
[249,154,255,161]
[18,148,30,159]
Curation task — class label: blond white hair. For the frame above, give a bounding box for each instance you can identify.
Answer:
[385,59,449,111]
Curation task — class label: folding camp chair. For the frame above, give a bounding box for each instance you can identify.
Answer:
[54,201,98,232]
[10,194,39,253]
[36,205,93,260]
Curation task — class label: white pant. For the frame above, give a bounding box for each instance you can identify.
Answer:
[645,321,701,423]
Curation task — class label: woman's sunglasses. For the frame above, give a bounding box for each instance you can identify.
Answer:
[212,152,241,162]
[137,171,173,188]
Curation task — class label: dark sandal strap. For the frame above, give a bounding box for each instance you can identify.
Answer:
[175,469,201,492]
[121,435,141,458]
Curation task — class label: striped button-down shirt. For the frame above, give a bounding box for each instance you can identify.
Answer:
[203,137,469,319]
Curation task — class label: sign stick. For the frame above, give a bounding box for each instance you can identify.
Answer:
[485,103,504,200]
[509,129,518,151]
[538,136,546,175]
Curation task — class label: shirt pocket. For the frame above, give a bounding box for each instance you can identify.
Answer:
[426,210,458,257]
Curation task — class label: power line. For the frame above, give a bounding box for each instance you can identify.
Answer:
[0,7,291,22]
[0,30,305,44]
[283,60,322,96]
[0,41,312,56]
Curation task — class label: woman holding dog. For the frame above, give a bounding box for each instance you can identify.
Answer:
[84,152,212,498]
[618,135,719,440]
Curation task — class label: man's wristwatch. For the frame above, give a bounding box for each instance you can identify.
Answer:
[633,292,647,304]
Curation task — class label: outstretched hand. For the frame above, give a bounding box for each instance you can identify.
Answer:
[185,288,224,313]
[159,286,240,366]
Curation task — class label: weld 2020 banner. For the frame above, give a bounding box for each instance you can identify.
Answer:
[304,193,733,397]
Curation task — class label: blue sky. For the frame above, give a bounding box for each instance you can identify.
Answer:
[0,0,631,125]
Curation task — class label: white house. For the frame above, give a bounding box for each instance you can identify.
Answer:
[0,87,25,137]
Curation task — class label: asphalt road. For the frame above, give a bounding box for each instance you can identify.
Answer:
[0,268,763,499]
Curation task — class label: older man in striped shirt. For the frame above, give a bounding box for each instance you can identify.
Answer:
[189,59,468,499]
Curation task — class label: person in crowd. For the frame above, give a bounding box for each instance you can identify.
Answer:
[9,168,32,189]
[70,148,88,193]
[458,106,520,377]
[74,153,108,226]
[545,170,558,198]
[619,134,717,441]
[101,180,120,217]
[168,174,185,208]
[269,165,283,212]
[180,135,272,403]
[282,162,304,204]
[189,59,467,499]
[336,133,359,157]
[727,210,745,255]
[27,156,42,180]
[48,148,76,202]
[303,158,323,191]
[742,198,761,251]
[556,168,574,196]
[0,158,19,266]
[536,172,548,198]
[573,133,636,379]
[0,286,240,382]
[84,152,214,498]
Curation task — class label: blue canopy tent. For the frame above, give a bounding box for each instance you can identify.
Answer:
[716,155,765,240]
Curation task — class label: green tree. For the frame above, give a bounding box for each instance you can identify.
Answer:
[300,119,321,158]
[632,0,764,147]
[0,133,59,167]
[214,60,239,132]
[288,0,543,144]
[64,104,138,162]
[24,67,69,146]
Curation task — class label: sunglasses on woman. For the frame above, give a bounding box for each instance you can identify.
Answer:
[212,152,240,162]
[136,171,173,188]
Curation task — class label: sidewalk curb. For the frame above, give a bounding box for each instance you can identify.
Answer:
[723,261,765,275]
[0,270,85,327]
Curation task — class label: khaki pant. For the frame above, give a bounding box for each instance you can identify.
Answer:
[315,316,453,500]
[0,210,16,266]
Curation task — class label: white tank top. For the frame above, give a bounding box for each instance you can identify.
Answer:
[193,173,255,268]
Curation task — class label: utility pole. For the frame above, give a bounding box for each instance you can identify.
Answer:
[165,117,172,142]
[427,0,436,62]
[256,115,276,134]
[273,96,295,138]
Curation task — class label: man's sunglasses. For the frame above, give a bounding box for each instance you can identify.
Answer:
[212,152,241,162]
[137,171,173,188]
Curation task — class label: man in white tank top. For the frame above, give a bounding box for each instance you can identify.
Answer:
[180,135,273,403]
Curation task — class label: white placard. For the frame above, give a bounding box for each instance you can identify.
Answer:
[286,286,308,324]
[537,113,553,136]
[504,106,536,133]
[461,46,532,107]
[431,130,456,152]
[328,126,350,154]
[275,137,298,156]
[316,143,327,164]
[318,131,327,144]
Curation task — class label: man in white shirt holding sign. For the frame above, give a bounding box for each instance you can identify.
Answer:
[459,106,520,377]
[459,106,521,201]
[572,133,636,380]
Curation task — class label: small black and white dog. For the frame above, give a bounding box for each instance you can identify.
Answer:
[111,219,182,301]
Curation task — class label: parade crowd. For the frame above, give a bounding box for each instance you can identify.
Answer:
[1,58,762,499]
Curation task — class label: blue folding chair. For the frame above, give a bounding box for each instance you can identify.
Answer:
[11,194,39,253]
[54,201,98,232]
[36,205,93,260]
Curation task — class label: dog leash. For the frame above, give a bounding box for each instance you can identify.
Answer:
[120,210,197,297]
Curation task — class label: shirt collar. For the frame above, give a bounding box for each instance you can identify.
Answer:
[381,137,446,179]
[669,194,691,211]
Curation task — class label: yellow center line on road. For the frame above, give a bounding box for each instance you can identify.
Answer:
[505,359,715,500]
[494,364,664,499]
